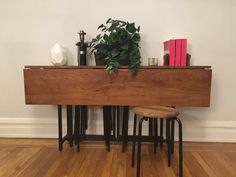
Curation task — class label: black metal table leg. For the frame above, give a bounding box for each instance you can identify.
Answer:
[132,114,137,167]
[116,106,120,138]
[81,105,87,135]
[160,119,164,148]
[112,106,116,138]
[149,118,153,137]
[103,106,107,150]
[74,105,79,146]
[122,107,126,152]
[58,105,63,151]
[66,105,73,147]
[103,106,110,152]
[80,107,84,141]
[108,106,112,151]
[122,106,129,152]
[74,105,81,151]
[154,119,158,153]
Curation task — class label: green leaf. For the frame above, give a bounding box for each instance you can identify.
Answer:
[91,38,97,43]
[121,44,128,50]
[98,24,104,29]
[106,18,112,24]
[111,49,120,57]
[108,22,119,31]
[96,34,101,40]
[126,23,136,33]
[101,27,107,32]
[132,33,140,42]
[120,50,128,59]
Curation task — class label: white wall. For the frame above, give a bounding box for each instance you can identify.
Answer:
[0,0,236,142]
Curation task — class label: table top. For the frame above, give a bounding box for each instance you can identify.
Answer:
[23,65,212,107]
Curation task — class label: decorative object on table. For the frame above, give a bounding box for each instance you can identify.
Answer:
[163,38,187,66]
[148,57,158,66]
[163,53,191,66]
[75,30,89,141]
[50,43,67,66]
[76,30,89,66]
[89,18,141,74]
[94,51,106,66]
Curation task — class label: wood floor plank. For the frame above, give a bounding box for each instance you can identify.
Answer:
[183,151,209,177]
[100,149,114,177]
[223,151,236,170]
[17,147,58,177]
[67,149,89,177]
[0,139,236,177]
[191,152,217,177]
[109,148,126,177]
[0,147,41,177]
[0,147,17,161]
[215,152,236,176]
[90,150,108,177]
[199,151,236,177]
[81,149,104,177]
[0,147,23,173]
[43,148,78,177]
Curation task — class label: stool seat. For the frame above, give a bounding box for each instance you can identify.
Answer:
[133,106,179,118]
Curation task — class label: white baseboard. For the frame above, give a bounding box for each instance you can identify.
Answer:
[0,117,236,142]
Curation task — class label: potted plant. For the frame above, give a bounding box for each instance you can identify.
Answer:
[90,18,141,74]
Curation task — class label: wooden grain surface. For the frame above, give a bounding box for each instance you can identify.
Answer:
[0,139,235,177]
[133,106,179,118]
[24,67,212,106]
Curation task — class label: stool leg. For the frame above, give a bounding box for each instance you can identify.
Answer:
[167,119,171,167]
[171,118,175,154]
[137,117,148,177]
[132,114,137,167]
[175,118,183,177]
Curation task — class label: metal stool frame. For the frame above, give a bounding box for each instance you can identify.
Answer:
[131,115,183,177]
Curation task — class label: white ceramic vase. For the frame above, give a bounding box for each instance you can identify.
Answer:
[50,43,67,66]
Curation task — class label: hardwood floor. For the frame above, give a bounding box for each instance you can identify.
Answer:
[0,139,236,177]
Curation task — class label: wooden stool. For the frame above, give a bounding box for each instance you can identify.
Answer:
[131,106,183,177]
